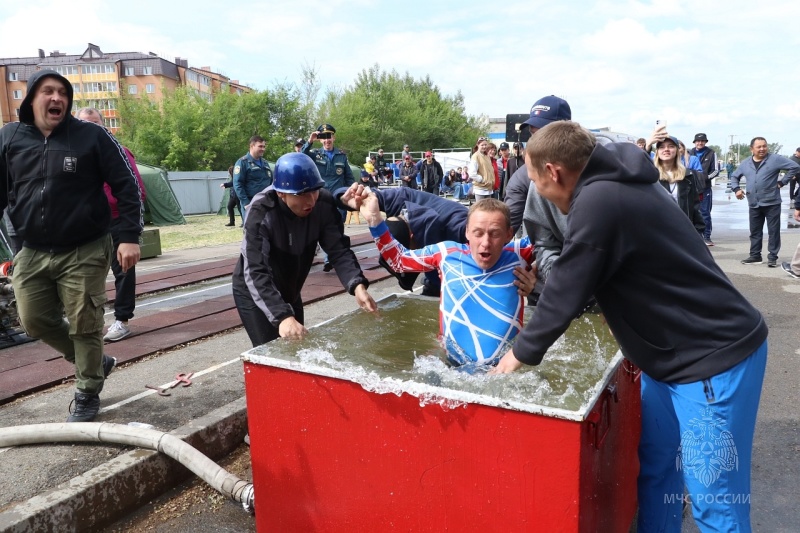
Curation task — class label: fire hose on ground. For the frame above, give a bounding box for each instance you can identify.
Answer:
[0,422,255,514]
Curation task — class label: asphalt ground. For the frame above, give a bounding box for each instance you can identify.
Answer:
[1,184,799,532]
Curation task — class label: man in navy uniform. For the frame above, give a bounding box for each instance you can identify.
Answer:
[302,124,355,271]
[233,135,272,216]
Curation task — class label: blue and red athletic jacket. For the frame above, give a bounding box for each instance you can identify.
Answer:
[370,220,533,366]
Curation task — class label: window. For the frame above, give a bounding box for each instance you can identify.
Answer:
[55,66,78,76]
[186,71,198,82]
[93,99,117,110]
[107,118,119,129]
[103,64,116,73]
[143,66,153,75]
[125,67,134,76]
[145,84,155,94]
[128,85,138,95]
[72,83,80,94]
[8,72,18,81]
[83,81,118,93]
[12,90,22,99]
[14,108,19,117]
[82,64,99,74]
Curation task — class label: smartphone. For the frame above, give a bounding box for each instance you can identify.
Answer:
[655,120,667,129]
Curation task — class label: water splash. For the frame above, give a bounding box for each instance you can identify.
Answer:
[246,297,620,413]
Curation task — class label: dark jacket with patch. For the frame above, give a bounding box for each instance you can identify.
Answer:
[232,187,369,326]
[0,70,142,252]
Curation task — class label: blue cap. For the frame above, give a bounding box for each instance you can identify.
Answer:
[521,95,571,130]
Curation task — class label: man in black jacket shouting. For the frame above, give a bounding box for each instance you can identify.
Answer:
[0,70,143,422]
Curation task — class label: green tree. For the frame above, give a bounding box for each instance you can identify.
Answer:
[316,64,485,164]
[115,65,484,171]
[117,83,308,170]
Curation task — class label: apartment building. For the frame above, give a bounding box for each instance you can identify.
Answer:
[0,43,251,132]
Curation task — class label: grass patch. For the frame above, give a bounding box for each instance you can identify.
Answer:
[152,214,243,252]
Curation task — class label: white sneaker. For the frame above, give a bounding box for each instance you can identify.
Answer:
[104,320,131,342]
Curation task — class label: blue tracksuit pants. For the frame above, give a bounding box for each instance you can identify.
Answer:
[637,340,767,533]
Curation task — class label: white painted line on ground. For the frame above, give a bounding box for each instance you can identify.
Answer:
[104,283,233,316]
[99,357,241,413]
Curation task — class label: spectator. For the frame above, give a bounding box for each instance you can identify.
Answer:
[232,152,377,347]
[506,142,525,187]
[294,138,305,153]
[0,70,141,422]
[401,144,411,160]
[497,142,511,199]
[443,168,460,197]
[359,168,378,189]
[76,107,148,343]
[364,155,378,183]
[220,165,243,227]
[360,194,534,366]
[302,123,355,271]
[688,133,719,246]
[399,155,418,189]
[468,136,495,201]
[654,136,705,235]
[789,147,800,201]
[504,95,572,232]
[636,137,647,150]
[487,142,501,199]
[375,148,392,183]
[781,201,800,278]
[729,137,800,267]
[419,151,443,195]
[493,121,769,533]
[233,135,272,215]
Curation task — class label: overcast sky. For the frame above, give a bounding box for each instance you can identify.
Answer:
[2,0,799,154]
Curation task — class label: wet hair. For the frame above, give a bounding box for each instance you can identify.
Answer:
[749,136,767,148]
[525,121,595,175]
[467,198,511,229]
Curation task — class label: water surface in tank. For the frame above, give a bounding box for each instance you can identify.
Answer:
[248,296,620,412]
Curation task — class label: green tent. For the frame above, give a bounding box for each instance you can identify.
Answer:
[139,164,186,226]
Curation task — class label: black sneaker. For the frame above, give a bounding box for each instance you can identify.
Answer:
[703,238,715,246]
[781,262,800,279]
[377,256,419,291]
[322,262,333,272]
[66,392,100,422]
[102,354,117,378]
[767,259,777,268]
[741,256,762,265]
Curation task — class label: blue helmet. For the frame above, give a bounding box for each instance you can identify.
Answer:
[272,153,325,194]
